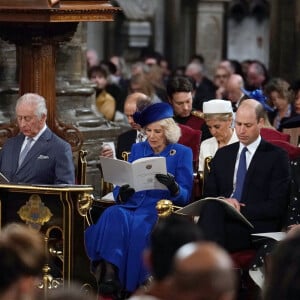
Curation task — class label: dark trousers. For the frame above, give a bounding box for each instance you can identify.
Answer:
[197,201,252,252]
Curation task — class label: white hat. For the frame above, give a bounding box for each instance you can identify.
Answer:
[203,99,233,114]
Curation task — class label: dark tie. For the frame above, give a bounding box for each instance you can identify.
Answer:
[233,147,248,201]
[18,138,33,167]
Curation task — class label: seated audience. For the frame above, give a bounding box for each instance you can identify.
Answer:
[86,48,100,69]
[129,73,162,104]
[88,65,117,121]
[198,99,290,252]
[0,223,46,300]
[185,62,216,111]
[280,79,300,129]
[169,242,236,300]
[199,99,238,172]
[213,65,230,99]
[226,74,247,112]
[263,234,300,300]
[166,76,209,141]
[245,60,269,91]
[264,77,295,130]
[85,103,193,298]
[129,215,203,300]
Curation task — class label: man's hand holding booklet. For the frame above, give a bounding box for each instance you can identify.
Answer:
[99,156,168,192]
[176,197,254,228]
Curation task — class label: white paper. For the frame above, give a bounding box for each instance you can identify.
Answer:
[251,232,286,241]
[99,156,167,192]
[176,197,254,228]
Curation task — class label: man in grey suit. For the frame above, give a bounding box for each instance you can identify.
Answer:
[198,99,290,252]
[0,93,75,184]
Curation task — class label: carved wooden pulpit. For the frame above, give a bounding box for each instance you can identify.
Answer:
[0,0,120,295]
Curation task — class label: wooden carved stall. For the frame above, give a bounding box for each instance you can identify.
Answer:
[0,183,95,293]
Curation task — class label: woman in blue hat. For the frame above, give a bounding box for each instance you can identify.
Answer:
[84,102,193,298]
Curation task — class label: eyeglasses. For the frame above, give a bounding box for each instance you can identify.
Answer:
[16,115,35,122]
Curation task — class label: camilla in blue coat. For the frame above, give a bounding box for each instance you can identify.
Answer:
[84,103,193,297]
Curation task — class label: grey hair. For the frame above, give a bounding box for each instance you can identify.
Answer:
[16,93,47,119]
[158,118,181,144]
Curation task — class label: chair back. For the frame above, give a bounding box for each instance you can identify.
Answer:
[261,127,290,142]
[282,127,300,146]
[268,139,300,160]
[178,124,201,171]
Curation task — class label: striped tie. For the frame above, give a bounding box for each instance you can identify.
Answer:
[18,138,33,167]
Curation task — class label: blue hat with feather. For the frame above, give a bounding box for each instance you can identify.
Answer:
[241,88,274,112]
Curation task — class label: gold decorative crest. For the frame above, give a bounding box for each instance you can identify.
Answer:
[18,194,53,230]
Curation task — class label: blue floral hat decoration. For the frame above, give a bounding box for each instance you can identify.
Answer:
[133,102,174,127]
[241,88,274,112]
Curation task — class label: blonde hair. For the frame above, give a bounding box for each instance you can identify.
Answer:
[204,112,233,122]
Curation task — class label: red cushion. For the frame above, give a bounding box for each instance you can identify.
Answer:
[261,127,290,142]
[268,139,300,160]
[231,249,256,269]
[178,124,201,166]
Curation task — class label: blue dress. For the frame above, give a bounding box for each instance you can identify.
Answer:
[84,141,193,292]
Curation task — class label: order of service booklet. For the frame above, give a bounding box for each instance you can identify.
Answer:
[176,197,254,228]
[99,156,168,192]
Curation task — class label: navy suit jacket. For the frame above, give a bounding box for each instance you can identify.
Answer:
[0,128,75,184]
[204,139,290,232]
[116,129,137,160]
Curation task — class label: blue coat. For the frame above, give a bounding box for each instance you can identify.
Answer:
[85,141,193,292]
[0,128,75,184]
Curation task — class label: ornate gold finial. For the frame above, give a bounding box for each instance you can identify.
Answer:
[156,199,174,217]
[121,151,130,161]
[77,192,94,225]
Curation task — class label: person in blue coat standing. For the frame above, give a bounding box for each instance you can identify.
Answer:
[84,102,193,298]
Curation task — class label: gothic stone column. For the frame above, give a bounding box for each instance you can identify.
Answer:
[196,0,230,79]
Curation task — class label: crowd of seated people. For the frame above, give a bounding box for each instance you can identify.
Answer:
[83,49,300,299]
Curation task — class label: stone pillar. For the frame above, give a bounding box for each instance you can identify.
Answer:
[165,0,182,66]
[269,0,300,81]
[195,0,230,79]
[116,0,158,61]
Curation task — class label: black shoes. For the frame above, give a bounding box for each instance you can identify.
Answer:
[94,260,122,299]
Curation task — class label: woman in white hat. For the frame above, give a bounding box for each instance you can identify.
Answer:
[198,99,238,172]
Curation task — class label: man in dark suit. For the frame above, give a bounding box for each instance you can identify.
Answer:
[0,93,75,184]
[99,92,152,160]
[115,92,151,160]
[198,99,290,252]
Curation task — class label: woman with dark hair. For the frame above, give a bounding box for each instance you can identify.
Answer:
[85,102,193,298]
